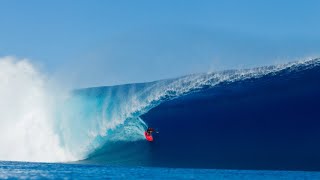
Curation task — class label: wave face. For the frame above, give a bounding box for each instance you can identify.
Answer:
[77,58,320,171]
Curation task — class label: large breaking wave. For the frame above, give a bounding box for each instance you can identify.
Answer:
[0,56,320,170]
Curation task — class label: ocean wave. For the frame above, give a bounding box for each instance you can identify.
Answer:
[0,56,319,165]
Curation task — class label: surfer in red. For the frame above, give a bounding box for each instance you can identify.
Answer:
[145,127,156,142]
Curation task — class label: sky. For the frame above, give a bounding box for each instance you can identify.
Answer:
[0,0,319,88]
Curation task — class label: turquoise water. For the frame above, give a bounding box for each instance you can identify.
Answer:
[1,161,320,179]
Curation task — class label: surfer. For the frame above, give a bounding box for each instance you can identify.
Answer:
[146,127,155,136]
[145,127,157,142]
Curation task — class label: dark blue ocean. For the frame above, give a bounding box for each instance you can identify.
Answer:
[1,161,320,179]
[1,58,320,179]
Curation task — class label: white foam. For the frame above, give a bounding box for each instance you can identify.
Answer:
[0,57,74,162]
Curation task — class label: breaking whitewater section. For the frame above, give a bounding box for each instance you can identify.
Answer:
[0,56,320,170]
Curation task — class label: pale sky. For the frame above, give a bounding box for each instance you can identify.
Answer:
[0,0,319,88]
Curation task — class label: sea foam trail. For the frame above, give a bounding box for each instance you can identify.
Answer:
[0,57,73,162]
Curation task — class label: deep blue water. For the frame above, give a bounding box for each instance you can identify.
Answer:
[140,59,320,170]
[1,161,320,179]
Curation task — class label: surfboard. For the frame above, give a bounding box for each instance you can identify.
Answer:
[144,131,153,142]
